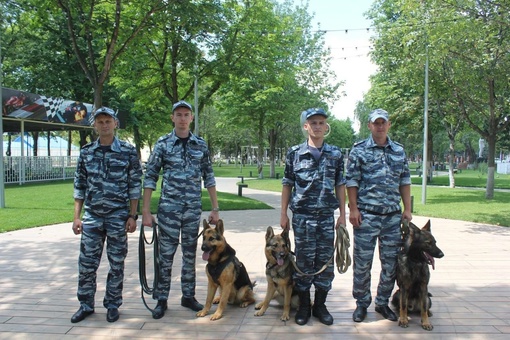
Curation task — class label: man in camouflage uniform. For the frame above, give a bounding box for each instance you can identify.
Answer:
[142,100,220,319]
[71,107,143,323]
[346,108,412,323]
[281,108,346,325]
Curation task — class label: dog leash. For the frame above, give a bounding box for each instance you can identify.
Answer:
[138,221,205,313]
[335,223,352,274]
[138,221,160,313]
[290,224,351,276]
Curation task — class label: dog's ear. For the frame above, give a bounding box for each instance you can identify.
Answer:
[203,219,210,230]
[281,228,291,248]
[281,227,290,240]
[265,226,274,241]
[216,219,224,235]
[422,219,431,232]
[403,233,413,253]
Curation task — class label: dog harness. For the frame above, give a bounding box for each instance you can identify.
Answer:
[207,245,253,290]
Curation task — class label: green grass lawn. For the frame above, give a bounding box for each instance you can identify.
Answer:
[241,167,510,228]
[0,179,271,233]
[1,166,509,232]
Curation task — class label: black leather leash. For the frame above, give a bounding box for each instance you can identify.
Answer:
[138,221,205,313]
[138,222,159,313]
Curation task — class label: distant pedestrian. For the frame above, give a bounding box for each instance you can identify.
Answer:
[71,106,143,323]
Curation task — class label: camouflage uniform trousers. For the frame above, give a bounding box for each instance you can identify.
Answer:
[77,212,128,311]
[352,211,402,308]
[153,202,201,301]
[292,212,335,292]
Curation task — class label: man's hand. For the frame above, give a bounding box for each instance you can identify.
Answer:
[142,212,156,228]
[349,208,362,228]
[208,210,219,225]
[72,219,83,235]
[125,218,137,233]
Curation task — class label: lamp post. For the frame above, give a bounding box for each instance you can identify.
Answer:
[421,45,429,205]
[194,65,199,136]
[0,38,6,208]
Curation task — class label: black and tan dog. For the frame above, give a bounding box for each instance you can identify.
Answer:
[254,226,298,321]
[391,220,444,331]
[196,219,255,321]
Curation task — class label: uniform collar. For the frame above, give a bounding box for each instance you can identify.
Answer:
[297,141,331,155]
[169,129,199,145]
[367,135,396,150]
[91,137,122,152]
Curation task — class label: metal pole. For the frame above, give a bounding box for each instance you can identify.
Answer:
[194,67,199,136]
[421,45,429,204]
[0,38,5,208]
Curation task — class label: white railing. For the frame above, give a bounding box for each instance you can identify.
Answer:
[3,156,78,184]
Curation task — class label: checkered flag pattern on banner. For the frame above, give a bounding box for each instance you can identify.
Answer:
[40,96,64,119]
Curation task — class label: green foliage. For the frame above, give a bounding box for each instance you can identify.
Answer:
[365,0,510,199]
[327,117,355,149]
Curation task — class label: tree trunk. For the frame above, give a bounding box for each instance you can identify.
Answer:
[47,131,51,156]
[485,134,496,199]
[448,138,456,188]
[268,128,277,178]
[33,132,39,156]
[67,130,72,156]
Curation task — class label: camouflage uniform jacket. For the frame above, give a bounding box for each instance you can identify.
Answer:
[346,135,411,215]
[282,141,346,215]
[74,137,142,216]
[143,130,216,205]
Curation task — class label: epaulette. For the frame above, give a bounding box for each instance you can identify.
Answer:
[289,144,301,152]
[392,140,404,147]
[157,132,173,143]
[81,141,94,149]
[353,140,366,147]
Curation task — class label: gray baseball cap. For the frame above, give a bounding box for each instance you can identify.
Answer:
[369,108,389,122]
[172,100,192,112]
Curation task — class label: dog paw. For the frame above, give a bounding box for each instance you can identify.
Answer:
[240,301,251,308]
[422,323,433,331]
[213,297,220,304]
[254,310,265,316]
[254,303,263,310]
[398,319,409,328]
[196,310,207,318]
[210,313,223,321]
[280,313,290,321]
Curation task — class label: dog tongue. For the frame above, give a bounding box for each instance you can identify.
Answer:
[202,251,210,261]
[277,258,284,266]
[424,252,436,270]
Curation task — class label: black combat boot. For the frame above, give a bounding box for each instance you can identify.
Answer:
[295,290,311,325]
[312,288,333,325]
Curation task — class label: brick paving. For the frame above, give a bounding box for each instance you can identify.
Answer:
[1,178,509,339]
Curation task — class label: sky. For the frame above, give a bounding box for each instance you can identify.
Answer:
[306,0,377,129]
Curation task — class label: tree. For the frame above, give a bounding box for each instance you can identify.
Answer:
[216,0,341,177]
[365,0,510,198]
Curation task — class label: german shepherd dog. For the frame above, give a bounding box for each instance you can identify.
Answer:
[391,220,444,331]
[254,226,298,321]
[196,219,255,321]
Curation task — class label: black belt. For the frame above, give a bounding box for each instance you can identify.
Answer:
[360,209,401,216]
